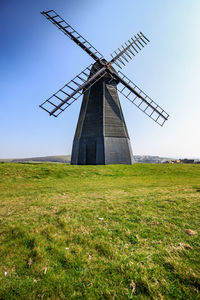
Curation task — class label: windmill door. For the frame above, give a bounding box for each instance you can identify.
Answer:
[86,140,96,165]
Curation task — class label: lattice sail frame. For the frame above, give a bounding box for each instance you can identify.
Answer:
[115,71,169,126]
[110,32,150,69]
[40,64,107,117]
[41,10,104,62]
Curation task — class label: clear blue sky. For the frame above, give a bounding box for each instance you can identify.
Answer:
[1,0,200,158]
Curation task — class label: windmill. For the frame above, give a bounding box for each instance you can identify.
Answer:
[40,10,169,165]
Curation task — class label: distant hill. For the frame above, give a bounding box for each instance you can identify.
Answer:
[0,155,71,164]
[0,155,173,164]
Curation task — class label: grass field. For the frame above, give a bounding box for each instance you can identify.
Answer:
[0,163,199,299]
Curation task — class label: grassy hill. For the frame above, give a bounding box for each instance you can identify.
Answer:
[0,163,199,299]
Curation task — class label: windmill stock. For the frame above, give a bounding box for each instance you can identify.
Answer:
[40,10,169,165]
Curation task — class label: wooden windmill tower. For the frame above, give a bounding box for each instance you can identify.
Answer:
[40,10,169,165]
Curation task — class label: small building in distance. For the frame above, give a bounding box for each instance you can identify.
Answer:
[181,159,195,164]
[163,158,198,164]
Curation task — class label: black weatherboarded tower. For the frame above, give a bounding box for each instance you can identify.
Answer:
[40,10,169,165]
[71,62,133,165]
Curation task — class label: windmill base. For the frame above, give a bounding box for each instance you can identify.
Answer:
[71,136,133,165]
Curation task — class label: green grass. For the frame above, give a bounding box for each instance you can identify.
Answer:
[0,163,199,299]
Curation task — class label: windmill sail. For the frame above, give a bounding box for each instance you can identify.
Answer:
[40,64,107,117]
[110,32,149,69]
[109,70,169,126]
[41,10,104,63]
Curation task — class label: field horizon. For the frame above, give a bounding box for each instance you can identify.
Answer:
[0,163,199,299]
[1,154,198,164]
